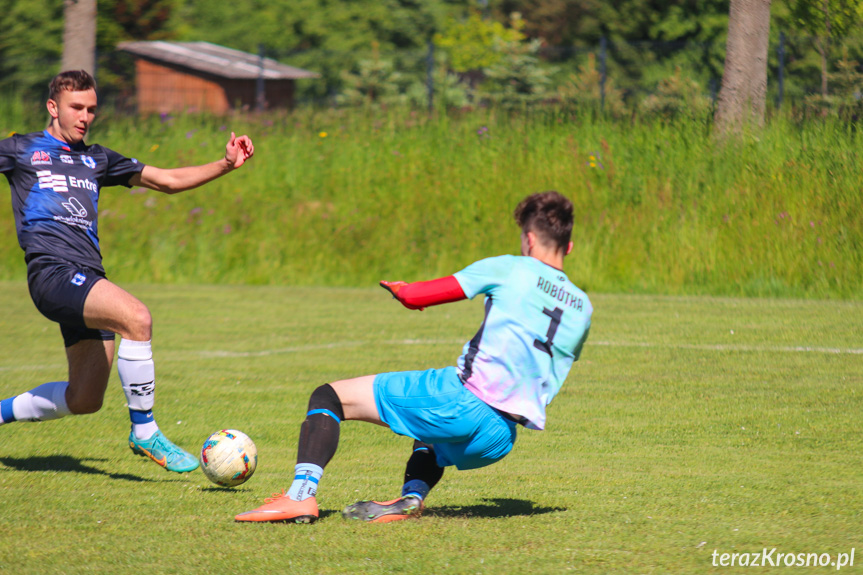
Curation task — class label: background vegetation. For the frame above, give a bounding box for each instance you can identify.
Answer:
[1,103,860,299]
[2,0,863,110]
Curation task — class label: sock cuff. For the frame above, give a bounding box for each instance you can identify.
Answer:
[51,380,71,417]
[307,408,341,423]
[402,479,431,500]
[129,409,154,424]
[118,339,152,361]
[0,398,15,423]
[294,463,324,478]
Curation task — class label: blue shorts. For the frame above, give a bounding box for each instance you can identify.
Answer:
[26,255,114,348]
[373,366,517,470]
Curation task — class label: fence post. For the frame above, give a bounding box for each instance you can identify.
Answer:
[777,31,785,109]
[427,39,435,114]
[256,44,266,111]
[599,36,608,112]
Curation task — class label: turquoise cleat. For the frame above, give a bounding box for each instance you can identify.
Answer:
[129,429,199,473]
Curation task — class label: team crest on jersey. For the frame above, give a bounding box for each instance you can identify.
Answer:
[60,154,74,164]
[30,151,52,165]
[81,155,96,169]
[71,273,87,286]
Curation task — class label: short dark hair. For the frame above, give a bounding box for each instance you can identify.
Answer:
[514,191,574,251]
[49,70,97,101]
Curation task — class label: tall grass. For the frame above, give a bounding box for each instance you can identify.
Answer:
[0,104,860,298]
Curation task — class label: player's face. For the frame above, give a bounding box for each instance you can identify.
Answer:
[47,89,97,144]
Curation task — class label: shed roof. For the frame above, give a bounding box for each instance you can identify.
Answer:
[118,41,318,80]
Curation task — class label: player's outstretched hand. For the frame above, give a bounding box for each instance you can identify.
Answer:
[380,281,425,311]
[225,132,254,169]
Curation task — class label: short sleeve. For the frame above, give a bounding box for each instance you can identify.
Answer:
[452,255,515,300]
[0,136,18,175]
[101,146,146,187]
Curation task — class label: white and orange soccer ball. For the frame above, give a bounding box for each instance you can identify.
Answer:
[200,429,258,487]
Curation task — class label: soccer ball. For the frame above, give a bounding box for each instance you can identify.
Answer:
[200,429,258,487]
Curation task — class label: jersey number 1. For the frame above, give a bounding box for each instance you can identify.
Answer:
[533,307,563,357]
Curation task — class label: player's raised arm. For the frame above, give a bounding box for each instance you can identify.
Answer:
[130,132,254,194]
[380,277,466,311]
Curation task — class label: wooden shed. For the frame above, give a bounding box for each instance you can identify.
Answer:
[117,41,318,114]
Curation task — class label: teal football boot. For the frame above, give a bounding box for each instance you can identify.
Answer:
[129,429,199,473]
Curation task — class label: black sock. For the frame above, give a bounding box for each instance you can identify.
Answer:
[296,384,344,468]
[402,440,444,499]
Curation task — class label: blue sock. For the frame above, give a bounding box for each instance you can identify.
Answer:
[0,397,16,424]
[402,479,431,500]
[129,409,158,440]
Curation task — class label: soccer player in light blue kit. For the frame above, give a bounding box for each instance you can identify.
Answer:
[237,190,592,523]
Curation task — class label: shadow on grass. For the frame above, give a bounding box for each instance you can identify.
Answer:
[201,485,260,493]
[426,498,565,519]
[0,455,152,482]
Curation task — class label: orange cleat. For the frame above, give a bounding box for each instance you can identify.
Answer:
[235,492,318,523]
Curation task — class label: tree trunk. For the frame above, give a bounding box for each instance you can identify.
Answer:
[818,37,829,97]
[819,0,832,98]
[714,0,772,134]
[61,0,97,74]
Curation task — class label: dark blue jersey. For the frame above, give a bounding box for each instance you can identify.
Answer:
[0,130,146,273]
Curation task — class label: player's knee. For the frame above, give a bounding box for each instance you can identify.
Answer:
[307,384,345,422]
[126,302,152,340]
[67,393,103,415]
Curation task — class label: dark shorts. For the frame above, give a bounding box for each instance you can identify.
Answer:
[26,255,115,348]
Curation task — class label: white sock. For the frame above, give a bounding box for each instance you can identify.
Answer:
[287,464,323,501]
[9,381,71,422]
[118,339,159,440]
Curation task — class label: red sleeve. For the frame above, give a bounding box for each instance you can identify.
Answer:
[382,276,467,310]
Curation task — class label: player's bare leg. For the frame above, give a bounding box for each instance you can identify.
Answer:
[83,279,198,473]
[82,279,151,340]
[328,375,384,424]
[65,338,114,414]
[0,311,113,425]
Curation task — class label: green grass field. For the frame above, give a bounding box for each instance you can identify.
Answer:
[0,282,860,574]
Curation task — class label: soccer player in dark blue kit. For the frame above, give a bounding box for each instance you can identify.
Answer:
[0,70,254,472]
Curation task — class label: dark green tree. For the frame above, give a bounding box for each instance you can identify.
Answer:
[170,0,466,100]
[0,0,178,100]
[786,0,863,96]
[493,0,731,95]
[0,0,64,95]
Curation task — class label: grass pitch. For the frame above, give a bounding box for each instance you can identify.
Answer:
[0,282,860,574]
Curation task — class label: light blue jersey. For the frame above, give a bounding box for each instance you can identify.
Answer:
[453,255,592,430]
